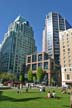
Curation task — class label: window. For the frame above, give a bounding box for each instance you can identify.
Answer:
[28,57,31,63]
[63,49,65,52]
[32,54,37,62]
[68,48,70,51]
[64,60,65,63]
[63,46,65,48]
[70,68,71,71]
[38,63,42,67]
[67,74,70,80]
[27,64,31,72]
[64,68,66,71]
[38,54,42,61]
[44,53,48,60]
[67,40,69,43]
[44,62,48,69]
[67,33,68,36]
[32,64,36,70]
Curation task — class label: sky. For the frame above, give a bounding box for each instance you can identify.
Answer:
[0,0,72,52]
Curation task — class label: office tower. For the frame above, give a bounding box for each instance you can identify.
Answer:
[0,16,37,74]
[59,28,72,86]
[42,12,71,64]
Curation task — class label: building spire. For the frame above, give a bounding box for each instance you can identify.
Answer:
[14,15,26,22]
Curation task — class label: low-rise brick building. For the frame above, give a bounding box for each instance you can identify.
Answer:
[26,52,61,86]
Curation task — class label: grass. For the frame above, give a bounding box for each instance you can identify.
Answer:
[0,87,70,108]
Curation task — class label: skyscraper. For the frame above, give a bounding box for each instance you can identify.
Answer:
[59,28,72,86]
[0,16,37,74]
[42,12,71,64]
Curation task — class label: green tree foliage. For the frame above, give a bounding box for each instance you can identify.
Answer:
[51,77,56,86]
[28,69,33,82]
[19,72,24,83]
[33,76,36,84]
[0,72,16,82]
[36,67,44,83]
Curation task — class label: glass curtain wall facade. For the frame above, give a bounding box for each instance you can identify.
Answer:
[42,12,71,64]
[0,16,37,74]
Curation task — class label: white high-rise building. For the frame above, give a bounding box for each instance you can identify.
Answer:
[42,29,48,52]
[59,28,72,86]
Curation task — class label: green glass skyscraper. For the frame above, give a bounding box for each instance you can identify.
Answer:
[0,16,37,74]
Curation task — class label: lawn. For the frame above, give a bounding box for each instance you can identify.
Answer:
[0,87,70,108]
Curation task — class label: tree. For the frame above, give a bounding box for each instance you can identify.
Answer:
[33,76,36,84]
[19,72,24,83]
[19,72,24,89]
[0,72,16,82]
[36,67,44,83]
[51,77,56,86]
[7,73,16,81]
[27,69,33,82]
